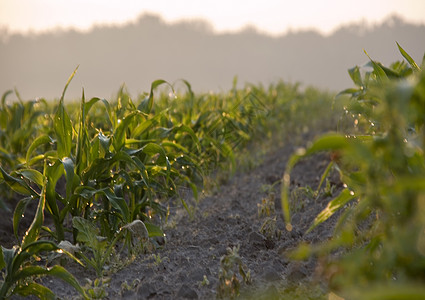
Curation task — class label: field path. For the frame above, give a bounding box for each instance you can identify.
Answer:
[42,139,340,299]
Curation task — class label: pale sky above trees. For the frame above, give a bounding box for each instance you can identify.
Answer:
[1,0,424,36]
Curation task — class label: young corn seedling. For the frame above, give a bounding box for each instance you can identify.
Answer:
[257,192,275,217]
[257,193,281,241]
[259,216,282,240]
[72,217,150,277]
[216,245,251,299]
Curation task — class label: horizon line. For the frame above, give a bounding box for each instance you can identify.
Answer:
[1,12,423,39]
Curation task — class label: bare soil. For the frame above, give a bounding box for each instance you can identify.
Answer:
[2,134,343,299]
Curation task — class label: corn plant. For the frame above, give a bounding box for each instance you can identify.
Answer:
[0,90,50,167]
[72,217,151,277]
[0,179,86,299]
[281,43,425,294]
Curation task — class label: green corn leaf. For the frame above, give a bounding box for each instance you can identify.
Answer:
[0,246,5,270]
[75,89,88,175]
[1,90,13,109]
[179,174,199,201]
[102,188,130,222]
[21,179,46,249]
[315,161,334,196]
[364,50,388,83]
[73,216,100,246]
[52,66,78,159]
[82,150,139,181]
[174,124,201,150]
[85,97,112,127]
[73,186,97,200]
[142,143,167,165]
[132,113,162,137]
[397,42,421,73]
[180,79,195,99]
[281,134,350,231]
[304,135,348,154]
[348,66,363,87]
[307,189,356,233]
[0,166,33,196]
[113,111,141,151]
[87,135,100,162]
[60,65,79,102]
[74,187,129,222]
[15,265,57,281]
[364,61,402,79]
[161,141,189,153]
[72,217,107,260]
[379,64,402,78]
[138,79,171,114]
[80,158,109,182]
[98,131,111,153]
[13,197,32,240]
[54,100,73,159]
[61,157,79,203]
[15,169,45,188]
[0,146,13,167]
[44,160,63,224]
[11,240,58,277]
[144,221,164,238]
[288,134,349,170]
[26,135,53,167]
[1,246,16,274]
[15,265,86,299]
[347,284,425,300]
[83,97,106,116]
[13,282,56,300]
[20,240,58,255]
[44,265,87,298]
[121,220,149,240]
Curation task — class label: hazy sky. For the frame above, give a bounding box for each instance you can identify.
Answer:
[1,0,424,36]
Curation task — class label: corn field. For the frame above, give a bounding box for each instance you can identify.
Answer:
[1,44,425,299]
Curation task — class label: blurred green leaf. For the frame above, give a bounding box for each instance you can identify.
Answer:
[98,131,111,153]
[364,50,388,83]
[307,189,356,233]
[26,135,53,166]
[397,42,421,73]
[144,221,164,238]
[348,66,363,87]
[142,143,168,165]
[60,65,79,102]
